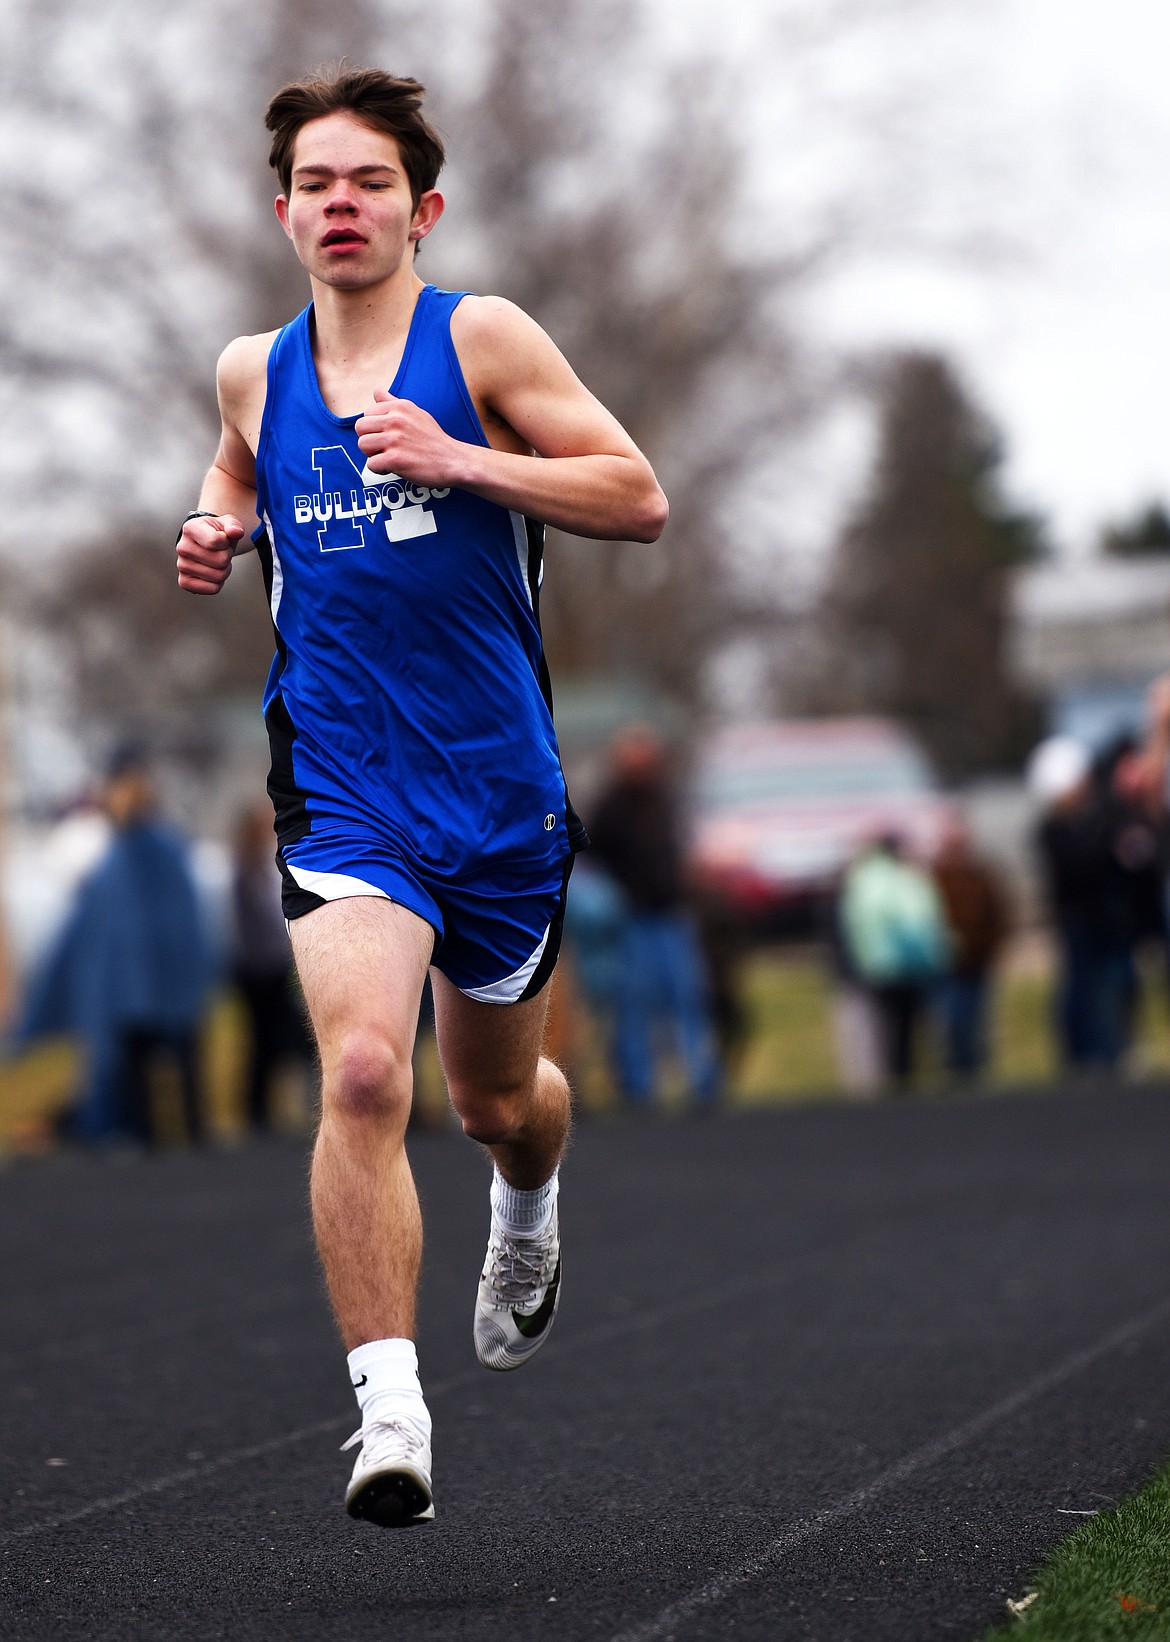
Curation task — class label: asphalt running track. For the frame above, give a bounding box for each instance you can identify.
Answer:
[4,1085,1170,1642]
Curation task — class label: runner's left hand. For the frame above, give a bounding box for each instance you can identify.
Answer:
[356,387,464,487]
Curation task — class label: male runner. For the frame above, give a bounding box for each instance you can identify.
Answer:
[176,67,667,1527]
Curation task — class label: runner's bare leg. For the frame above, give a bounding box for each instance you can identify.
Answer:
[291,898,434,1350]
[432,976,572,1187]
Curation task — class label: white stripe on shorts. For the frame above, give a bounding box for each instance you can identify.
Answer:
[458,923,550,1005]
[286,860,551,1004]
[285,862,390,903]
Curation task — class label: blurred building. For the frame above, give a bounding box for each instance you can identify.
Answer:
[1012,557,1170,749]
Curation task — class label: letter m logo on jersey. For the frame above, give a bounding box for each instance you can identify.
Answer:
[300,446,370,552]
[294,446,441,553]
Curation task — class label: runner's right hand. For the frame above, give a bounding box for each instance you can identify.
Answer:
[177,515,244,595]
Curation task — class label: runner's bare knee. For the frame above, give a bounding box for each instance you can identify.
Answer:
[452,1081,528,1146]
[324,1028,413,1127]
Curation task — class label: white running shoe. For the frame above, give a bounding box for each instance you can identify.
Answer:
[342,1413,434,1526]
[473,1202,562,1371]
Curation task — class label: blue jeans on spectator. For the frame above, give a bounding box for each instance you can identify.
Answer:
[937,970,991,1075]
[614,911,721,1107]
[1057,919,1134,1069]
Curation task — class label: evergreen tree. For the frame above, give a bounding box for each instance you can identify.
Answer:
[1100,502,1170,558]
[821,351,1042,779]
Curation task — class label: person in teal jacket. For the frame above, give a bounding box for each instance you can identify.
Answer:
[840,833,950,1087]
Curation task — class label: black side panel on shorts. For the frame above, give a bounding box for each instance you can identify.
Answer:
[524,515,590,855]
[265,692,312,846]
[518,854,576,1002]
[275,843,327,922]
[255,525,312,850]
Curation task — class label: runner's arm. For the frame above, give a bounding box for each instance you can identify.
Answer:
[356,297,668,542]
[177,335,268,595]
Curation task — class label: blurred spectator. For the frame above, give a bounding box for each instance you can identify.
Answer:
[587,726,720,1109]
[1106,738,1170,1049]
[693,885,752,1084]
[824,884,884,1099]
[230,801,310,1133]
[1029,729,1170,1072]
[1140,673,1170,803]
[1136,674,1170,1002]
[14,750,215,1145]
[1030,734,1110,1068]
[930,818,1011,1077]
[561,856,628,1075]
[839,834,950,1089]
[563,858,627,1021]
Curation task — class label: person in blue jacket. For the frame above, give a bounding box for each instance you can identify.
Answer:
[16,751,215,1144]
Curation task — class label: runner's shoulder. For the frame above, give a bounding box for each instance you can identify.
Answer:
[451,295,561,385]
[216,330,280,400]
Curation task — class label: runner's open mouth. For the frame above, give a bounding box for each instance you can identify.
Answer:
[322,231,366,247]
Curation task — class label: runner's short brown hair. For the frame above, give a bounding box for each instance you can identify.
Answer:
[265,66,445,208]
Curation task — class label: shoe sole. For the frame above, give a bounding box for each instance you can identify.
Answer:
[346,1467,435,1527]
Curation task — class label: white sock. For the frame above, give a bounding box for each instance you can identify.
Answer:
[490,1164,559,1237]
[346,1338,430,1436]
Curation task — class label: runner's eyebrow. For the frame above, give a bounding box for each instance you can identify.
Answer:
[292,163,400,179]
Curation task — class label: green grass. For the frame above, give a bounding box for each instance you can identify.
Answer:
[5,943,1170,1147]
[734,954,841,1102]
[977,1462,1170,1638]
[731,949,1090,1100]
[733,945,1170,1102]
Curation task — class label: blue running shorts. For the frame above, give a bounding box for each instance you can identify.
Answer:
[277,827,573,1005]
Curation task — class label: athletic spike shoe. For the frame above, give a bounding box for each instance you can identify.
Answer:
[473,1202,562,1371]
[342,1414,434,1526]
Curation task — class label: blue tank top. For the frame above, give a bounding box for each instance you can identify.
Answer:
[252,285,583,878]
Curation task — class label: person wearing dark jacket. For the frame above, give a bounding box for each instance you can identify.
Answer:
[1032,733,1169,1070]
[587,727,720,1108]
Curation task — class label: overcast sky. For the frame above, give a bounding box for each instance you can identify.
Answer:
[4,0,1165,564]
[713,0,1170,554]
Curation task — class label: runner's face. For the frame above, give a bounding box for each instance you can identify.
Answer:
[275,112,440,288]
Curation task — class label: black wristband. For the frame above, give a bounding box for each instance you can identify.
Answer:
[176,509,219,544]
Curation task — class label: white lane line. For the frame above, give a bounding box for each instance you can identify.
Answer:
[1,1356,483,1544]
[607,1292,1170,1642]
[1,1416,356,1541]
[1,1242,839,1543]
